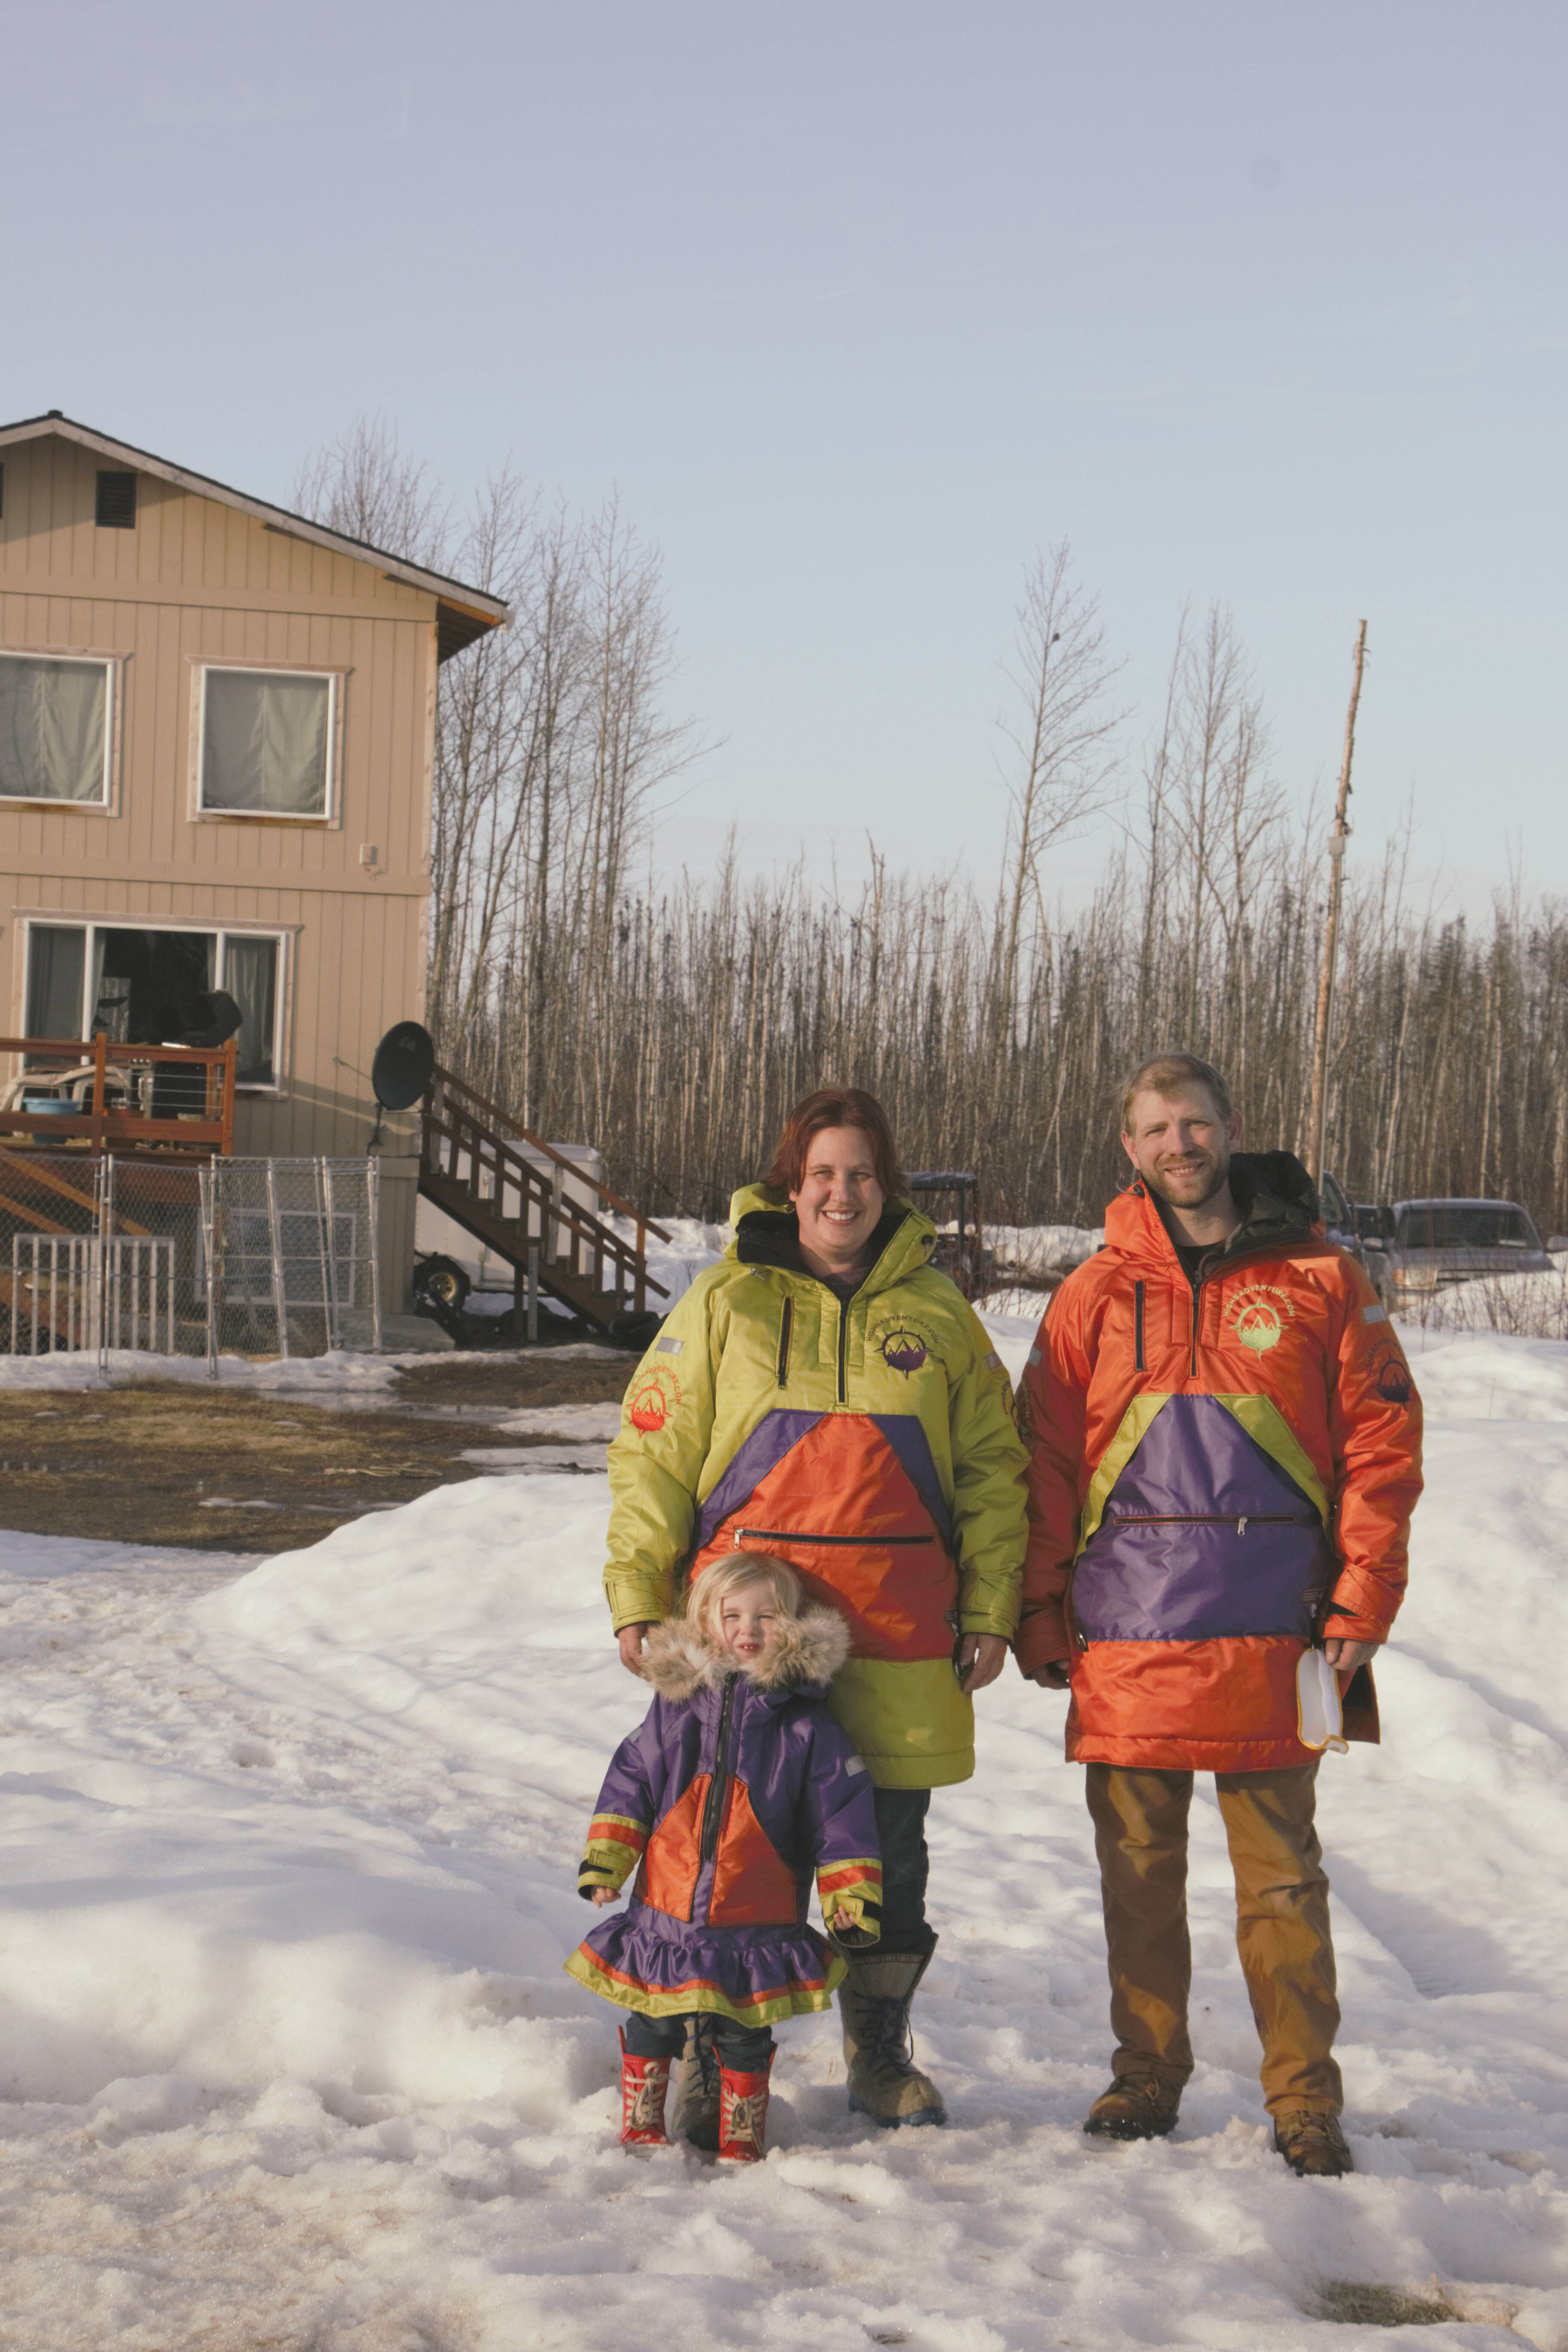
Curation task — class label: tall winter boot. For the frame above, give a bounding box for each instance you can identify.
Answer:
[618,2028,672,2147]
[717,2051,774,2163]
[671,2014,722,2152]
[838,1942,946,2127]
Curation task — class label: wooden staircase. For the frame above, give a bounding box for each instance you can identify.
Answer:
[419,1064,669,1332]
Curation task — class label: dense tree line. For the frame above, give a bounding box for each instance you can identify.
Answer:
[299,427,1568,1233]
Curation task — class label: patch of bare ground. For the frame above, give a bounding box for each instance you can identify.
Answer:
[0,1353,630,1552]
[390,1350,633,1410]
[1312,2280,1464,2326]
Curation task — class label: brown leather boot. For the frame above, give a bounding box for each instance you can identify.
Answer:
[1083,2073,1182,2141]
[838,1945,946,2128]
[1274,2109,1354,2176]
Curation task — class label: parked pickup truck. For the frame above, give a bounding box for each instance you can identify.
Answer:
[1357,1197,1554,1305]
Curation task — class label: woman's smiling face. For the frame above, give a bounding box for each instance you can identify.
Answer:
[790,1124,885,1273]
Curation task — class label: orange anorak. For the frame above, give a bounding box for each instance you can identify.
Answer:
[1016,1154,1423,1772]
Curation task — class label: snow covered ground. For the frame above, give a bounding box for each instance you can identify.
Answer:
[1,1327,1567,2347]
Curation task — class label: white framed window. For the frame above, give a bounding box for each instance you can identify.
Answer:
[24,918,287,1090]
[196,665,338,821]
[0,651,115,807]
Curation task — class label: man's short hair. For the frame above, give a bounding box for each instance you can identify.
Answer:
[1120,1052,1234,1134]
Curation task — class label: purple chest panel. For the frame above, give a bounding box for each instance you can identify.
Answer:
[1072,1394,1334,1644]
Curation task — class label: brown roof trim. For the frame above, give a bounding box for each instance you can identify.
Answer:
[0,411,509,645]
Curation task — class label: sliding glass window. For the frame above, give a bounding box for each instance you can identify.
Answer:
[24,922,284,1087]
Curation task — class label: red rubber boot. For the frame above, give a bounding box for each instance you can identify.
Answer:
[619,2028,672,2147]
[717,2053,774,2163]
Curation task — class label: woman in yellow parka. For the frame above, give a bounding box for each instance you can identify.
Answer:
[603,1087,1029,2126]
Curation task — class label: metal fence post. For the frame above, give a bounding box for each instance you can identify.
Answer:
[201,1166,219,1378]
[96,1155,112,1381]
[367,1154,382,1354]
[265,1159,290,1360]
[321,1157,342,1354]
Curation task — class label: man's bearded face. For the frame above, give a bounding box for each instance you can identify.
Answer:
[1123,1088,1234,1211]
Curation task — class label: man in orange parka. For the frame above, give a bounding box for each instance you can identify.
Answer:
[1015,1053,1422,2177]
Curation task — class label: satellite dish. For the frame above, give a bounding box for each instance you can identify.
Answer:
[178,990,244,1049]
[371,1020,435,1112]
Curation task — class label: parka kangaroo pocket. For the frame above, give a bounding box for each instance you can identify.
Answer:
[729,1526,954,1662]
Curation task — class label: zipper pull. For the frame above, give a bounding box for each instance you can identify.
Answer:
[1237,1516,1248,1535]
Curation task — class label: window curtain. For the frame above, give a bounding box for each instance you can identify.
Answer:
[202,672,330,815]
[25,927,86,1039]
[222,935,279,1084]
[0,658,107,802]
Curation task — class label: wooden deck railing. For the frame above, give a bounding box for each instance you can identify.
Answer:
[0,1035,237,1157]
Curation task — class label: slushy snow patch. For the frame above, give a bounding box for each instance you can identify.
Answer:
[0,1341,1565,2345]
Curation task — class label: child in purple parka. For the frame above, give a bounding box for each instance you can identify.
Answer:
[565,1555,882,2162]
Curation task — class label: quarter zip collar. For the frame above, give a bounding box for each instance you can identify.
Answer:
[729,1190,936,1298]
[1108,1152,1322,1283]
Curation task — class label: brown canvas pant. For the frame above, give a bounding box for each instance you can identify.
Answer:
[1085,1761,1343,2116]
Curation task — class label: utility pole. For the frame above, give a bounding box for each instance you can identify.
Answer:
[1307,622,1368,1191]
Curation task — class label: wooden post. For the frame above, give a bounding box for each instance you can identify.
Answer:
[89,1031,108,1154]
[635,1216,646,1315]
[1307,622,1368,1191]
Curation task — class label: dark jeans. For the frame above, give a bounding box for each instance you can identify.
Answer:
[621,2010,775,2070]
[874,1786,934,1956]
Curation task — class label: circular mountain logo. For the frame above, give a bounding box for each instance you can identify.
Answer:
[879,1325,929,1377]
[1225,1285,1296,1354]
[1235,1302,1284,1352]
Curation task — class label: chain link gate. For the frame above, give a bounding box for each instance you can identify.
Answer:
[200,1157,381,1365]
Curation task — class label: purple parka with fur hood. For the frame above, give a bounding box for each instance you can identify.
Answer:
[564,1608,882,2027]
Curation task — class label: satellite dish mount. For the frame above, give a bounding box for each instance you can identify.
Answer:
[367,1020,435,1149]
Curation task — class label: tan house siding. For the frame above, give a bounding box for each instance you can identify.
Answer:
[0,426,489,1312]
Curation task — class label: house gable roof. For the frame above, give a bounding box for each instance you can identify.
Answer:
[0,410,509,660]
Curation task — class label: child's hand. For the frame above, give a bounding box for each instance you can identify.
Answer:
[829,1906,857,1932]
[589,1886,619,1907]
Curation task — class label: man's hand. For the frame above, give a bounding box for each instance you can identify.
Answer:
[617,1622,656,1675]
[1028,1660,1072,1690]
[956,1632,1008,1691]
[1323,1635,1382,1675]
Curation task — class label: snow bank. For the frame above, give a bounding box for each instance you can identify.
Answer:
[2,1344,1568,2343]
[0,1345,419,1393]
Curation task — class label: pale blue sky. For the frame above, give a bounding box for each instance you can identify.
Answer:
[5,1,1563,910]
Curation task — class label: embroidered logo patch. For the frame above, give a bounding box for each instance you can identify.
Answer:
[865,1317,940,1383]
[628,1366,682,1434]
[1371,1344,1412,1405]
[1225,1283,1297,1354]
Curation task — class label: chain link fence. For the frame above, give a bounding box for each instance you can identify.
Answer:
[201,1158,380,1360]
[1,1154,380,1367]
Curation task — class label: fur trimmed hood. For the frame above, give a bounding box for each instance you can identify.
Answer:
[641,1605,851,1702]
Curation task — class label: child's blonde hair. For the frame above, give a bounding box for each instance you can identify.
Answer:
[688,1553,803,1644]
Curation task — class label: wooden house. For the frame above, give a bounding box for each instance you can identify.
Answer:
[0,409,507,1307]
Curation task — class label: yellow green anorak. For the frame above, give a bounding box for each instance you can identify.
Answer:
[604,1186,1028,1787]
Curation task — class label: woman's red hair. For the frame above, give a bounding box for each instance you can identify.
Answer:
[762,1088,908,1201]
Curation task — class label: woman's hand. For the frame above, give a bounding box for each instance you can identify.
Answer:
[618,1622,657,1675]
[956,1632,1008,1691]
[589,1886,619,1907]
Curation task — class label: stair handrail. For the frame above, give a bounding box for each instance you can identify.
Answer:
[427,1064,671,1242]
[422,1093,669,1308]
[426,1101,668,1287]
